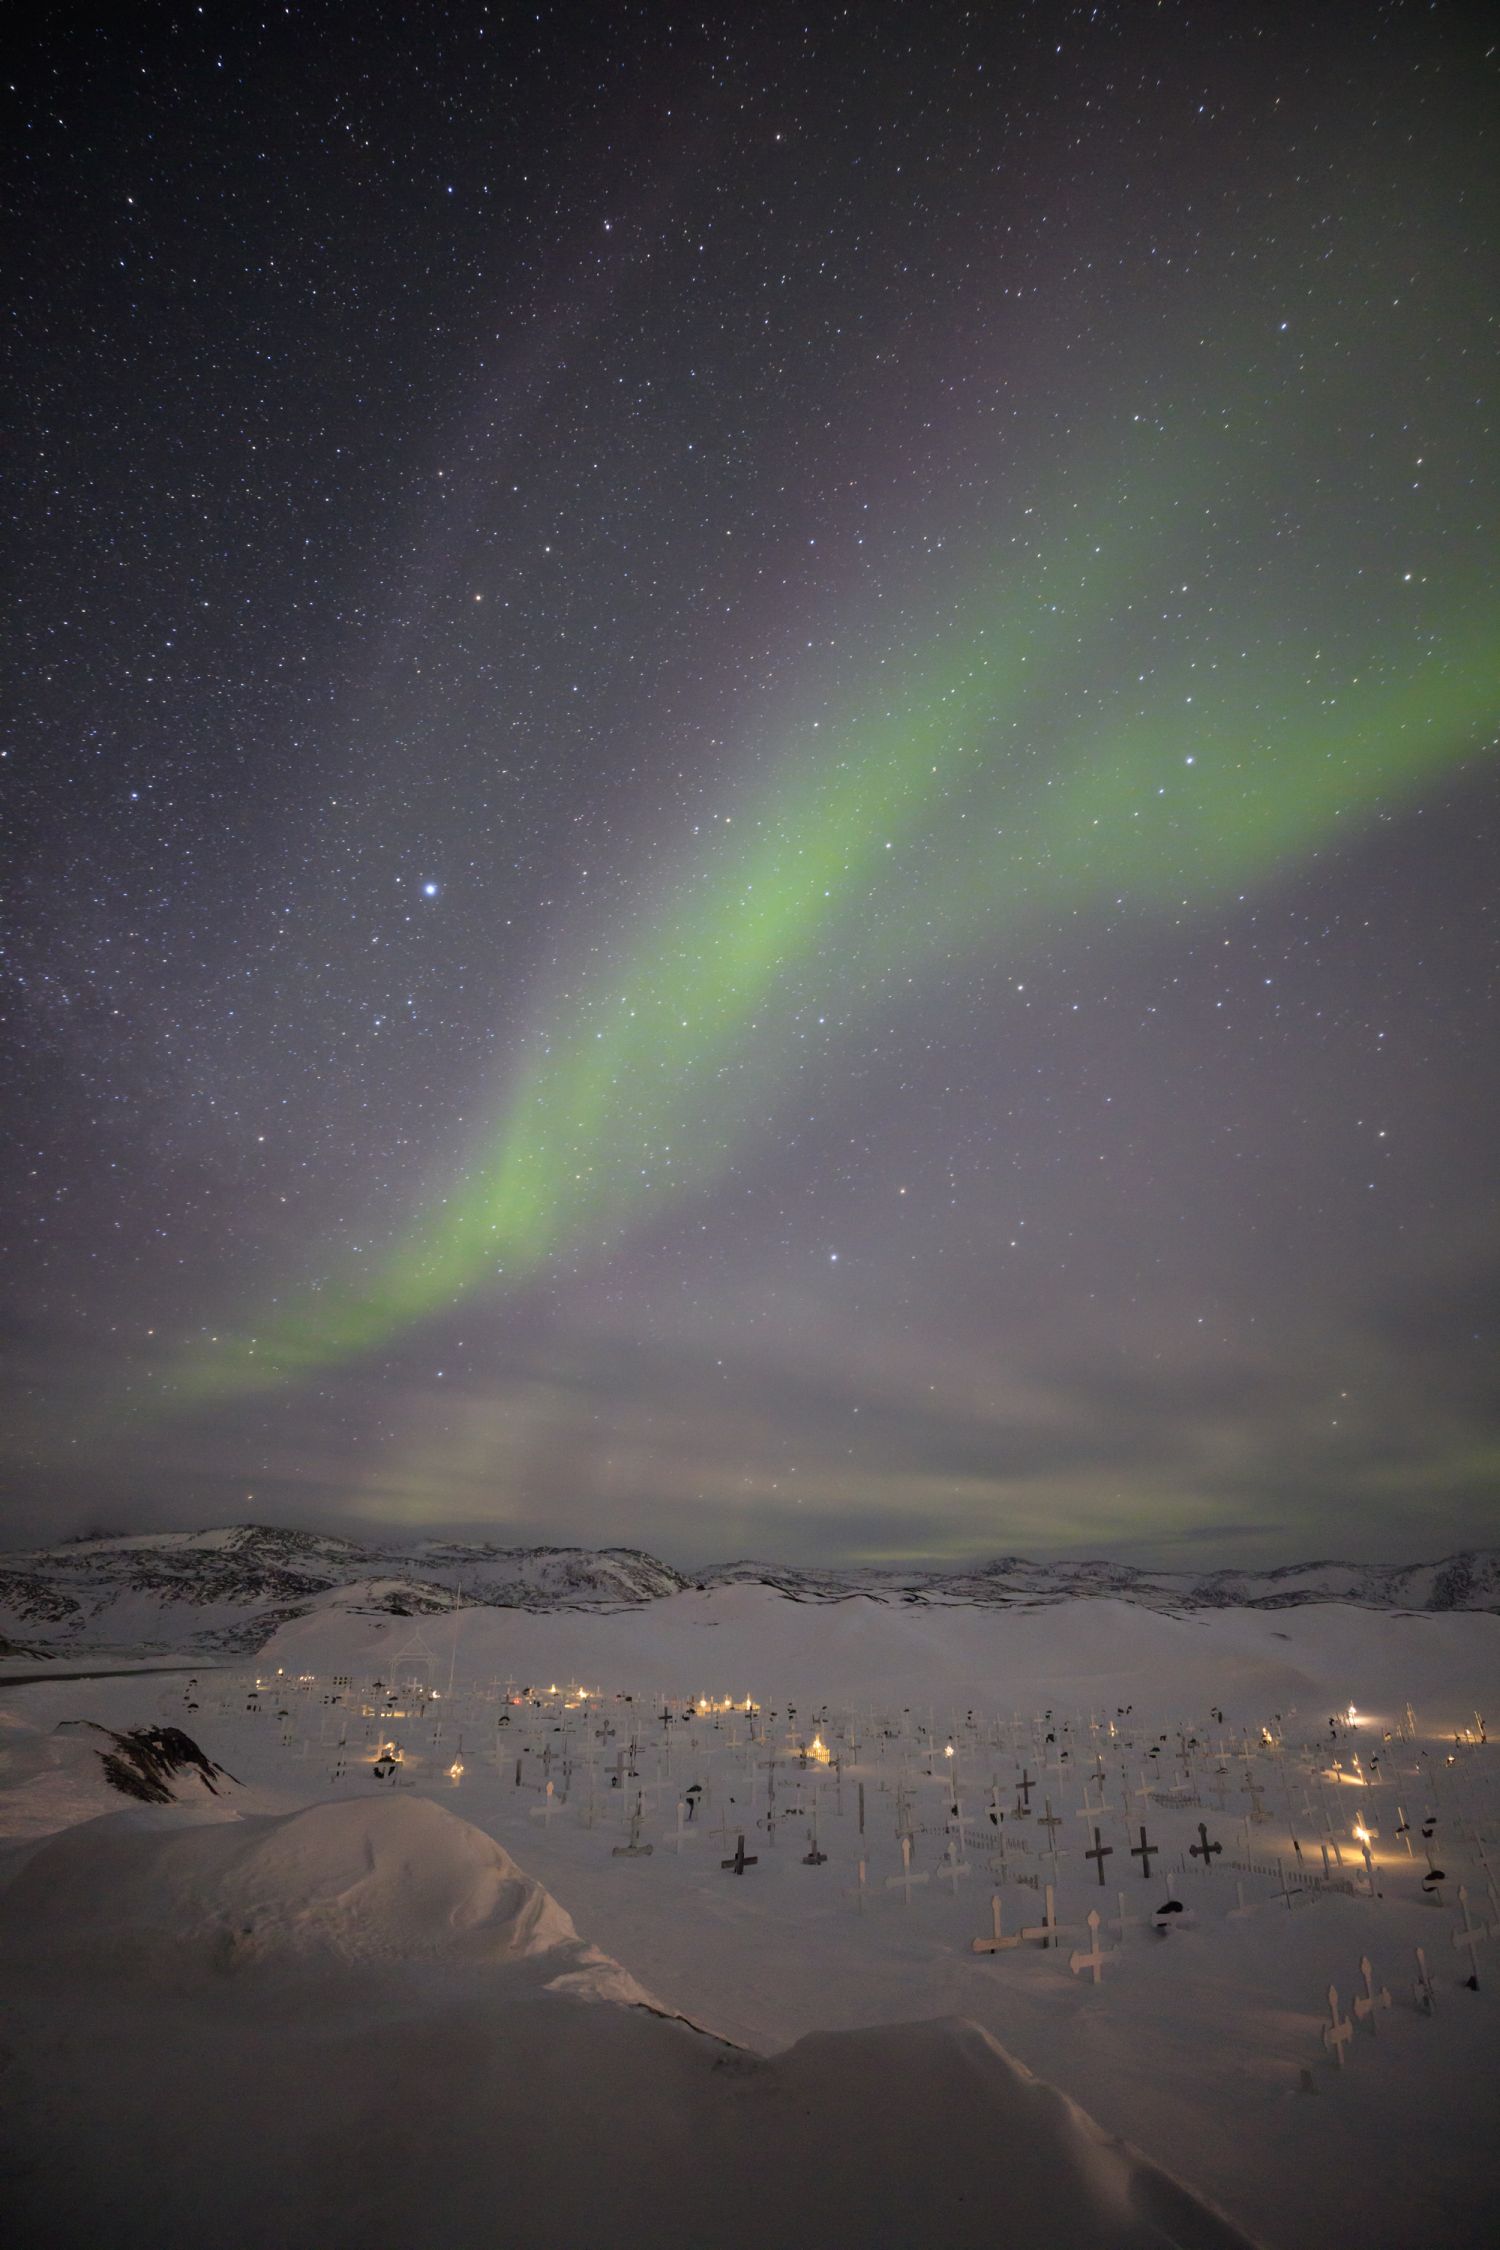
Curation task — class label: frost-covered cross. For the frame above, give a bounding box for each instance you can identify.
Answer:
[663,1798,700,1852]
[1110,1890,1144,1942]
[1070,1909,1107,1984]
[1352,1955,1391,2030]
[972,1892,1022,1954]
[886,1832,929,1907]
[1322,1984,1353,2068]
[1452,1884,1487,1985]
[612,1796,653,1858]
[1412,1945,1437,2014]
[1021,1884,1068,1950]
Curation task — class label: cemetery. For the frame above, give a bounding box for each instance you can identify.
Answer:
[1,1585,1496,2246]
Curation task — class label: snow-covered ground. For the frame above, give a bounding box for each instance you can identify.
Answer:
[1,1587,1495,2248]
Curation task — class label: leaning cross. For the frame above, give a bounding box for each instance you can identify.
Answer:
[1130,1825,1159,1879]
[1085,1827,1114,1887]
[1070,1908,1107,1984]
[1190,1822,1223,1869]
[721,1832,758,1875]
[1322,1983,1353,2069]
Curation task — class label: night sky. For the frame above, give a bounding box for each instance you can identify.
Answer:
[4,3,1496,1567]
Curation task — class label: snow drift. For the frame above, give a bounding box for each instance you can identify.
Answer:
[0,1791,1260,2250]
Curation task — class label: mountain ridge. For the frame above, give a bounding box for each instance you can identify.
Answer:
[2,1522,1497,1664]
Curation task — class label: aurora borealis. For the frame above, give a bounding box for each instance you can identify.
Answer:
[4,4,1497,1565]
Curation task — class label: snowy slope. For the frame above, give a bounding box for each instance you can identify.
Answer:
[0,1791,1260,2250]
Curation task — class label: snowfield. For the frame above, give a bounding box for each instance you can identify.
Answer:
[1,1573,1496,2247]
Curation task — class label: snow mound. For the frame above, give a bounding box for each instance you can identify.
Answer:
[0,1797,1261,2249]
[0,1793,605,1981]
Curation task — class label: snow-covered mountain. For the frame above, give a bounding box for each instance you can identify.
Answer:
[1,1521,1495,1663]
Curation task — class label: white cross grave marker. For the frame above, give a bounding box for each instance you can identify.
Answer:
[1352,1954,1391,2031]
[972,1892,1022,1954]
[1070,1908,1107,1984]
[1452,1884,1487,1985]
[1322,1983,1353,2070]
[1021,1884,1069,1949]
[886,1832,929,1907]
[1412,1946,1437,2014]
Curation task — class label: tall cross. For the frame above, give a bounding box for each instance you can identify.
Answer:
[1036,1798,1063,1849]
[1130,1825,1159,1878]
[1015,1766,1035,1810]
[1085,1827,1114,1886]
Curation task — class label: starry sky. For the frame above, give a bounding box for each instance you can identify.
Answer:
[3,2,1497,1568]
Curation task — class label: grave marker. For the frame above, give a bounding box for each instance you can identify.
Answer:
[972,1892,1022,1954]
[1190,1822,1223,1870]
[1070,1908,1107,1984]
[1130,1825,1160,1880]
[1352,1955,1391,2031]
[1322,1983,1353,2069]
[886,1832,930,1907]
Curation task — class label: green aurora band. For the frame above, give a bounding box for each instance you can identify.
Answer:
[175,454,1497,1404]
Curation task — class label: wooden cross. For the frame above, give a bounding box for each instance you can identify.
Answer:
[1322,1983,1353,2069]
[845,1857,869,1914]
[1015,1766,1035,1811]
[1190,1822,1223,1869]
[663,1798,700,1852]
[1110,1890,1144,1942]
[1070,1908,1106,1984]
[1353,1954,1391,2030]
[886,1832,929,1906]
[1130,1825,1159,1879]
[1036,1798,1063,1849]
[1085,1827,1114,1886]
[611,1802,653,1857]
[1452,1884,1487,1985]
[1020,1883,1068,1949]
[1412,1945,1437,2014]
[937,1836,970,1893]
[720,1832,758,1875]
[972,1891,1022,1954]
